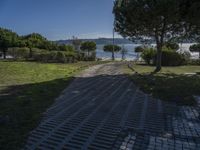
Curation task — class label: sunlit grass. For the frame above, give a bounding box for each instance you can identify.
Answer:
[0,61,106,149]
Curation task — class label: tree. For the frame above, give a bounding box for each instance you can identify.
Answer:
[22,33,48,57]
[190,44,200,59]
[135,46,145,61]
[103,44,121,60]
[113,0,200,72]
[0,28,18,59]
[135,46,144,53]
[121,45,127,60]
[72,36,82,51]
[141,48,156,65]
[80,41,96,60]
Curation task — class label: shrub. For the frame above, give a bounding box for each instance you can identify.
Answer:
[8,47,29,59]
[141,48,156,65]
[161,50,187,66]
[188,59,200,65]
[29,48,77,63]
[55,51,66,63]
[190,44,200,59]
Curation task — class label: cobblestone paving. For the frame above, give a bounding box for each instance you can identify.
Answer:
[25,63,200,150]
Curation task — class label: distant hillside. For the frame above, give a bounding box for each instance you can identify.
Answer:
[56,37,196,45]
[56,38,134,45]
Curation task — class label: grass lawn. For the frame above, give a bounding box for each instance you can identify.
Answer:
[124,63,200,106]
[0,61,106,150]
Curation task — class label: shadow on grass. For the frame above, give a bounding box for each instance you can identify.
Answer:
[130,73,200,106]
[0,77,74,150]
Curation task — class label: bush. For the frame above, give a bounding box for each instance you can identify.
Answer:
[141,48,156,65]
[55,51,66,63]
[161,50,187,66]
[8,47,29,59]
[190,44,200,59]
[188,59,200,65]
[24,48,77,63]
[142,47,188,66]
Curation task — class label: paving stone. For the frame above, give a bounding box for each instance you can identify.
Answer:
[25,63,200,150]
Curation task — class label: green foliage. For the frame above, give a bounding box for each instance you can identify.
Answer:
[31,49,76,63]
[135,46,144,53]
[55,51,66,63]
[190,44,200,52]
[113,0,200,71]
[0,28,77,56]
[164,42,179,51]
[0,28,19,58]
[80,41,96,52]
[190,44,200,59]
[80,41,96,60]
[161,50,187,66]
[141,48,156,65]
[103,44,121,52]
[59,44,75,52]
[103,44,121,60]
[72,37,82,51]
[0,61,104,149]
[7,48,30,59]
[188,59,200,65]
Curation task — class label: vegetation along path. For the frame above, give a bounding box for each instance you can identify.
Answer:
[25,63,200,150]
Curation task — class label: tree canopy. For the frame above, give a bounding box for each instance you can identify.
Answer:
[190,44,200,58]
[113,0,200,71]
[103,44,121,52]
[80,41,96,52]
[0,28,76,59]
[135,46,144,53]
[164,42,179,51]
[103,44,121,60]
[80,41,96,60]
[0,28,18,58]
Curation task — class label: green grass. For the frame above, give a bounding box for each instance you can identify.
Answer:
[124,64,200,106]
[0,61,106,150]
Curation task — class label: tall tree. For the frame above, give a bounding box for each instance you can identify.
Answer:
[22,33,48,57]
[113,0,200,72]
[103,44,121,60]
[72,36,82,51]
[0,28,18,59]
[80,41,96,60]
[121,45,127,60]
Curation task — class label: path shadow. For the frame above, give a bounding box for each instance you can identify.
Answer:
[130,72,200,106]
[0,73,199,149]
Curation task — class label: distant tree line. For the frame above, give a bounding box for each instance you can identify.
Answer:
[0,28,97,62]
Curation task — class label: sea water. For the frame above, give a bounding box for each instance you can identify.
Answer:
[96,43,199,60]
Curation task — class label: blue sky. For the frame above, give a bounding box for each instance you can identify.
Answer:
[0,0,119,40]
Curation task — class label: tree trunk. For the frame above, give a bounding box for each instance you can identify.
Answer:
[3,49,6,59]
[29,47,32,58]
[88,50,89,61]
[112,51,115,61]
[155,46,162,72]
[199,51,200,59]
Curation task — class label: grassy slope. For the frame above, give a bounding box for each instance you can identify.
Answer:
[124,64,200,105]
[0,61,105,150]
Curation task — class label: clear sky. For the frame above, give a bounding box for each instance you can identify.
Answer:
[0,0,119,40]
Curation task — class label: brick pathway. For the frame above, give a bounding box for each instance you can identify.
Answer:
[25,63,200,150]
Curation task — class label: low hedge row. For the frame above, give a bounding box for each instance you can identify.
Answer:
[8,48,77,63]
